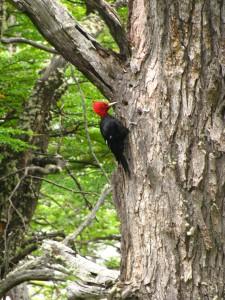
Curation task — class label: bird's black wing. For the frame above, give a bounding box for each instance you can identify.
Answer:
[100,115,128,142]
[100,115,130,175]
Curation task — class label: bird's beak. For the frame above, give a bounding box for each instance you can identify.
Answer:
[108,102,117,107]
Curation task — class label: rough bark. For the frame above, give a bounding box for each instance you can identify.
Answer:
[0,55,68,277]
[112,0,225,298]
[4,0,225,299]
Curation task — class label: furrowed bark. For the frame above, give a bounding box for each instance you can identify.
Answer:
[112,0,225,298]
[3,0,225,299]
[11,0,124,99]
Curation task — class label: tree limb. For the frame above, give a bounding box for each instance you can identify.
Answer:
[85,0,130,58]
[0,256,66,298]
[0,268,65,298]
[65,166,93,209]
[43,241,119,299]
[64,184,112,246]
[11,0,124,99]
[113,0,128,9]
[0,240,119,299]
[77,234,121,244]
[22,231,65,248]
[1,37,58,53]
[29,176,98,195]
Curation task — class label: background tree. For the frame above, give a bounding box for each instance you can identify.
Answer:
[1,0,225,299]
[0,1,120,299]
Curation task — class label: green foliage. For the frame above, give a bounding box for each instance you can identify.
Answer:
[0,127,34,151]
[61,0,87,20]
[1,1,124,299]
[105,256,120,269]
[0,3,50,127]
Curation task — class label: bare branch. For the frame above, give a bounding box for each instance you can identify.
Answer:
[29,175,98,195]
[3,231,65,270]
[113,0,128,9]
[1,37,58,53]
[0,263,65,298]
[42,241,119,299]
[68,159,99,167]
[11,0,124,99]
[22,231,65,248]
[7,244,38,268]
[25,164,63,175]
[64,184,112,245]
[85,0,130,58]
[77,234,121,244]
[0,240,119,299]
[65,166,93,209]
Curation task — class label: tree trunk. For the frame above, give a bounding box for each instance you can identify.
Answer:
[8,0,225,298]
[0,55,67,277]
[112,0,225,298]
[0,0,5,37]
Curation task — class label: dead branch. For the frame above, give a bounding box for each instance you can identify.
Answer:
[85,0,130,58]
[65,166,93,209]
[11,0,124,99]
[113,0,128,9]
[22,231,65,248]
[63,184,112,245]
[1,37,58,53]
[0,240,119,299]
[0,256,66,298]
[29,176,98,195]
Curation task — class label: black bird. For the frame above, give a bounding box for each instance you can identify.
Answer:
[93,101,130,175]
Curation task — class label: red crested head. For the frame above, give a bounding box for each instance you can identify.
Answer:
[93,101,117,117]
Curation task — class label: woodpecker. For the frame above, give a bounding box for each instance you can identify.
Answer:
[93,101,130,175]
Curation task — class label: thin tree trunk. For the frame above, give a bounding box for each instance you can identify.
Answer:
[0,55,67,278]
[112,0,225,298]
[0,0,4,37]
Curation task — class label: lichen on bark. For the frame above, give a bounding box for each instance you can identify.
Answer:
[0,56,67,277]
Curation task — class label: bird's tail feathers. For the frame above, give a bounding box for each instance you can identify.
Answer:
[118,154,130,177]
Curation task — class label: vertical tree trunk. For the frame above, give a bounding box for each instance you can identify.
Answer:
[4,0,225,298]
[0,56,67,277]
[113,0,225,298]
[0,0,4,37]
